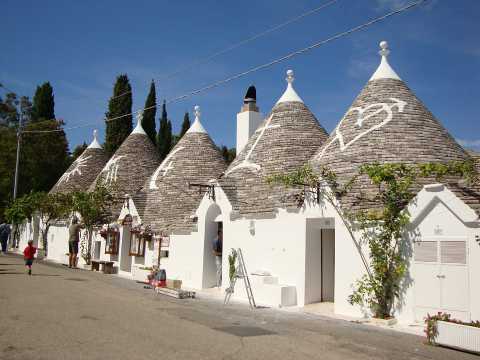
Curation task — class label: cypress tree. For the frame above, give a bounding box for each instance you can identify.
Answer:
[156,100,173,159]
[179,111,190,138]
[23,82,69,192]
[31,82,55,122]
[104,74,133,156]
[142,80,157,145]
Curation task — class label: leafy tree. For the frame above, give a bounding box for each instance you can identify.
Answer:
[0,127,17,218]
[104,74,133,156]
[22,119,70,193]
[179,111,190,138]
[142,80,157,145]
[157,100,172,159]
[71,184,114,264]
[5,191,72,254]
[31,82,55,122]
[0,92,33,220]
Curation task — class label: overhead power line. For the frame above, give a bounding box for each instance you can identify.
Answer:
[83,0,342,106]
[20,0,428,134]
[166,0,427,103]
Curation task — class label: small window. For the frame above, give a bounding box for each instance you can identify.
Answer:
[129,232,146,257]
[105,231,119,255]
[159,250,169,258]
[414,241,437,263]
[441,241,466,264]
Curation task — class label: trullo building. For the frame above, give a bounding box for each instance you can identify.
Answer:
[88,113,160,270]
[116,106,227,284]
[194,70,330,307]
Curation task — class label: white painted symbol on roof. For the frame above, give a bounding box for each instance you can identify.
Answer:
[102,155,125,184]
[59,155,92,183]
[226,114,280,175]
[317,98,406,159]
[149,146,185,190]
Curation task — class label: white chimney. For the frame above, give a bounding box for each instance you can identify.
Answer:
[236,85,263,154]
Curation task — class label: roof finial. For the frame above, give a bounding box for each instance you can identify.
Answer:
[369,40,401,81]
[186,105,207,134]
[276,69,303,104]
[136,110,144,124]
[131,110,147,135]
[87,128,102,149]
[379,40,390,57]
[194,105,201,121]
[286,69,295,84]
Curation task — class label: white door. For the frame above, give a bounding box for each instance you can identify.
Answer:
[414,237,469,321]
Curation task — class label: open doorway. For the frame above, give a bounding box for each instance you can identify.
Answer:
[202,204,222,288]
[119,227,132,273]
[305,219,335,305]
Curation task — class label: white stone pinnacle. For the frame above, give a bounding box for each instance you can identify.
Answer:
[369,40,401,81]
[276,69,304,104]
[187,105,207,134]
[132,110,147,135]
[87,129,102,149]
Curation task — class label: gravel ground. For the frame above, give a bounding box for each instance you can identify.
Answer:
[0,254,475,360]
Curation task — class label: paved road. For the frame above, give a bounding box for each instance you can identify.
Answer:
[0,255,474,360]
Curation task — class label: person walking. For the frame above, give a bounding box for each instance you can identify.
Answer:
[212,225,223,287]
[68,217,82,268]
[23,240,37,275]
[0,221,11,254]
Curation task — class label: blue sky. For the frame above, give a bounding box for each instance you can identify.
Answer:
[2,0,479,151]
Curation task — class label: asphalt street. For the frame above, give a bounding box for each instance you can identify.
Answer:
[0,254,475,360]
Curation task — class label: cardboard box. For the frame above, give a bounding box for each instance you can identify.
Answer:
[167,279,182,289]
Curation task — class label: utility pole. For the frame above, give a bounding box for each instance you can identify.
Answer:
[13,111,23,200]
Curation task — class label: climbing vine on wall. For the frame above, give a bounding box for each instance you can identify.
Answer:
[267,160,476,319]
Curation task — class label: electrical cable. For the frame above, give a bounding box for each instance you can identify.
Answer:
[19,0,428,134]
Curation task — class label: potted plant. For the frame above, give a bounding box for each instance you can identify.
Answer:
[425,312,480,354]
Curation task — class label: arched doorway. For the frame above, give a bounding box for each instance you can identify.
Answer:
[202,203,222,288]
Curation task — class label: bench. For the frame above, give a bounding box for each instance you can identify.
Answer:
[91,260,114,274]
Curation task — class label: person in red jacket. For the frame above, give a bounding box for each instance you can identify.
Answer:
[23,240,37,276]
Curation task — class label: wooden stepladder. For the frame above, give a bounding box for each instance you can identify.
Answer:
[224,248,256,309]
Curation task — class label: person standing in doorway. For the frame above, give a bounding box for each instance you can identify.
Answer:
[23,240,36,275]
[0,221,11,254]
[213,224,223,287]
[68,217,82,268]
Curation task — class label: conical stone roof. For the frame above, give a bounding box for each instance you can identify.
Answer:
[89,114,160,218]
[50,130,109,194]
[220,70,329,218]
[311,41,475,212]
[141,106,227,234]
